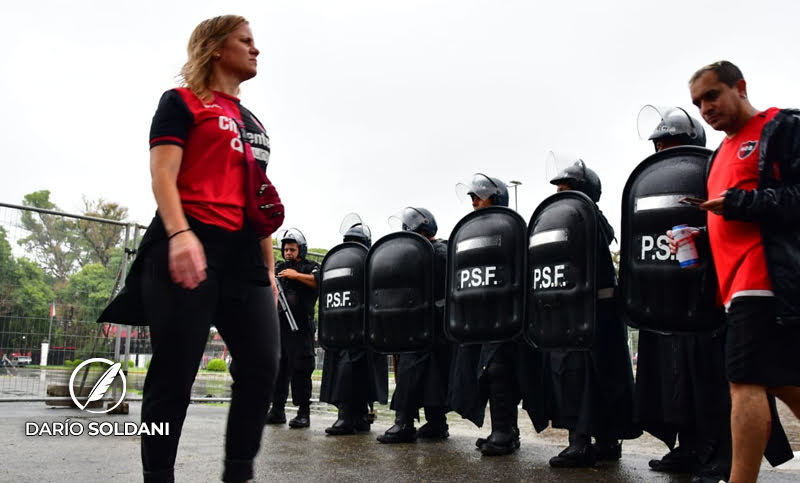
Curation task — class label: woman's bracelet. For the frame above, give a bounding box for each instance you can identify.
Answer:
[168,228,192,240]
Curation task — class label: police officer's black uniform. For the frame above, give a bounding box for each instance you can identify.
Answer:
[377,207,452,443]
[319,220,390,435]
[446,174,533,456]
[543,160,640,467]
[266,256,320,427]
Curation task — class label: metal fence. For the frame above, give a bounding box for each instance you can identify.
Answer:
[0,202,335,401]
[0,201,147,400]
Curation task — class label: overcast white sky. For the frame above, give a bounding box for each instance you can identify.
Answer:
[2,0,800,250]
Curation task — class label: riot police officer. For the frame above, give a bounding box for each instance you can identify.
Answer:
[377,207,451,443]
[448,174,525,456]
[544,158,639,467]
[319,215,390,435]
[266,228,320,428]
[633,106,729,477]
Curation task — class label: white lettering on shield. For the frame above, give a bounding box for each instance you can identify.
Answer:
[458,266,498,289]
[325,291,352,308]
[639,235,675,261]
[532,264,566,290]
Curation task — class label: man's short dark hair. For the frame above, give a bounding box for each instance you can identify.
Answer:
[689,60,744,87]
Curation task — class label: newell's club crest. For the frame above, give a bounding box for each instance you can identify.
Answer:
[69,358,127,414]
[738,140,758,160]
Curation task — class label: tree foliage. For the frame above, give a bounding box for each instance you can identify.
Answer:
[0,227,16,316]
[16,190,128,283]
[18,190,82,282]
[76,196,128,267]
[11,259,55,317]
[60,263,116,323]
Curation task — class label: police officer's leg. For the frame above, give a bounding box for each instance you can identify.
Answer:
[419,344,451,439]
[351,350,373,432]
[548,352,597,468]
[267,339,290,424]
[378,354,419,444]
[288,331,315,428]
[418,406,449,439]
[549,431,596,468]
[140,253,221,483]
[480,344,520,456]
[325,351,358,435]
[213,283,280,483]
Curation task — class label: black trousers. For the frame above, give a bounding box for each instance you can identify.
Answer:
[139,239,280,483]
[271,328,315,409]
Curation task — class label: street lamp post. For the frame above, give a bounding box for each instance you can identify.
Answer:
[508,180,522,212]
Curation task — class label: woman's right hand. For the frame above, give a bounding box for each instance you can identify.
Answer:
[168,230,207,289]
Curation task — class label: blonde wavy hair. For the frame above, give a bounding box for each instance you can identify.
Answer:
[180,15,248,101]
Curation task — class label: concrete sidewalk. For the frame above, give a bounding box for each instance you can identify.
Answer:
[2,401,798,482]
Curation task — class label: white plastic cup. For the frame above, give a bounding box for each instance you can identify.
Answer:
[672,224,699,269]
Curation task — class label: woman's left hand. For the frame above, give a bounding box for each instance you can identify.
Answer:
[168,230,207,289]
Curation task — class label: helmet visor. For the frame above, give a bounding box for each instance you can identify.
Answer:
[388,207,426,232]
[339,212,364,235]
[278,227,307,246]
[455,173,500,203]
[545,150,583,184]
[637,104,682,141]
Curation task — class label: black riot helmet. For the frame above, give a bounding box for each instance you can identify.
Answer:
[278,227,308,259]
[388,207,438,238]
[339,212,372,248]
[637,105,707,150]
[549,158,602,203]
[455,173,509,207]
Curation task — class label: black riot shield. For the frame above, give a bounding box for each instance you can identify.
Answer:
[318,242,368,350]
[620,145,724,333]
[526,191,598,350]
[445,207,526,344]
[365,232,435,354]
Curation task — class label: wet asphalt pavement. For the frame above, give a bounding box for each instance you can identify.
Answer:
[2,401,798,483]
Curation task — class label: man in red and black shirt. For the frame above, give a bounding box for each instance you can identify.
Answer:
[688,60,800,483]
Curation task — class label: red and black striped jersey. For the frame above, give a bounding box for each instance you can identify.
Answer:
[149,88,271,231]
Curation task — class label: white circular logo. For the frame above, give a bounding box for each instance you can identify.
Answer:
[68,358,127,414]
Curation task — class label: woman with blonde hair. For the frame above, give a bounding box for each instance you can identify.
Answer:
[101,14,280,482]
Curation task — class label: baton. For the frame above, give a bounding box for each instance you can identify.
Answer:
[276,278,299,332]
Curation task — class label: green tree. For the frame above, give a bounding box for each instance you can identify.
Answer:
[17,191,130,283]
[10,259,54,317]
[0,227,17,316]
[0,259,54,353]
[75,197,128,267]
[18,190,82,283]
[61,263,115,323]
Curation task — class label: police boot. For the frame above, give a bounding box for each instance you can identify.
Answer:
[417,407,449,440]
[549,431,596,468]
[265,405,286,425]
[475,426,519,450]
[353,402,372,432]
[325,404,356,436]
[649,445,700,473]
[288,404,310,429]
[594,437,622,461]
[377,411,417,444]
[480,362,520,456]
